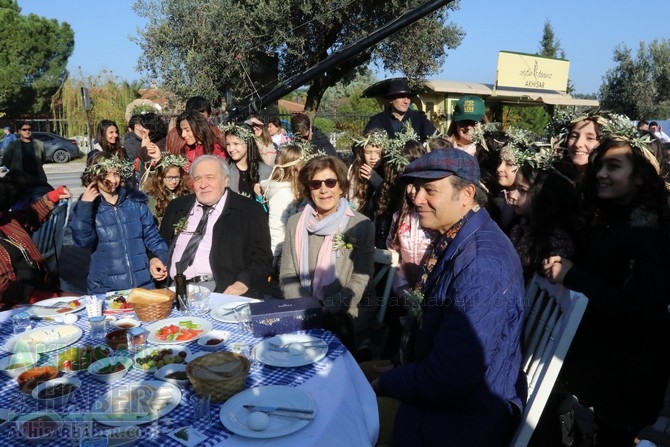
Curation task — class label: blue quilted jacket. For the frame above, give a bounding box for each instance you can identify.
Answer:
[70,188,169,294]
[379,208,527,446]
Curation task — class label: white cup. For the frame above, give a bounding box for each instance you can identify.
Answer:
[85,295,104,317]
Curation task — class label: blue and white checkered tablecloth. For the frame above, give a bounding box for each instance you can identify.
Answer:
[0,304,347,447]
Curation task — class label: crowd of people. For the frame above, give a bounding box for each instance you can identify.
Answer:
[2,80,670,446]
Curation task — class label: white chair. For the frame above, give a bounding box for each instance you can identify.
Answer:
[509,273,588,447]
[31,198,70,274]
[372,248,400,323]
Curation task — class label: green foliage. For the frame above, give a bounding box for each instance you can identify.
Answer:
[51,69,144,137]
[0,0,74,115]
[600,40,670,119]
[313,117,335,134]
[503,106,550,137]
[132,0,464,114]
[320,68,378,115]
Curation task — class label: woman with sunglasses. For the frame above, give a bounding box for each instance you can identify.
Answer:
[280,155,377,359]
[143,154,192,225]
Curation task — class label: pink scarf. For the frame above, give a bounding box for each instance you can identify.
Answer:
[295,198,354,299]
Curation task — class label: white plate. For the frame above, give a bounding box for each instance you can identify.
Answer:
[255,334,328,367]
[28,297,85,317]
[220,385,315,438]
[145,317,212,344]
[104,290,134,314]
[4,325,83,354]
[210,299,261,323]
[134,345,191,372]
[91,380,181,426]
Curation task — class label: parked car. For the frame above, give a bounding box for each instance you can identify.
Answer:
[31,132,83,163]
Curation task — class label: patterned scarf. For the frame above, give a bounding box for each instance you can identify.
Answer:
[416,206,479,301]
[295,197,354,299]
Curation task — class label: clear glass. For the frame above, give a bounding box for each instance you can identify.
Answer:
[233,304,253,334]
[188,290,211,316]
[89,316,107,339]
[190,394,212,430]
[12,312,32,334]
[85,295,104,317]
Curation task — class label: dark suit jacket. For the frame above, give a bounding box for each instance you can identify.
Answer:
[160,191,273,298]
[364,107,436,142]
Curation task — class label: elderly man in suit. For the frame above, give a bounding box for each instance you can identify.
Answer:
[159,155,272,298]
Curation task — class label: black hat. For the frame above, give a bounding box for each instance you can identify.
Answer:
[362,77,416,99]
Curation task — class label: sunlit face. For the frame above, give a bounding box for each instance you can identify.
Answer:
[162,166,182,192]
[406,183,417,202]
[567,120,600,167]
[412,176,471,234]
[179,120,197,145]
[251,122,263,137]
[192,159,228,206]
[267,123,281,136]
[309,168,343,218]
[363,144,382,169]
[595,145,639,205]
[455,120,476,146]
[496,158,518,189]
[508,173,532,216]
[97,171,120,194]
[389,95,411,114]
[105,126,119,145]
[225,134,248,163]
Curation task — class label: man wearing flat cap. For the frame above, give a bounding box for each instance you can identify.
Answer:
[369,149,526,446]
[363,78,436,142]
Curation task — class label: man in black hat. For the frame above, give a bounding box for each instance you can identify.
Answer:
[363,78,436,142]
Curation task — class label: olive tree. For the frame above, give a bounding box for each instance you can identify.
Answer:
[132,0,464,113]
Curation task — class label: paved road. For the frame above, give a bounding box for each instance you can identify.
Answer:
[43,159,87,201]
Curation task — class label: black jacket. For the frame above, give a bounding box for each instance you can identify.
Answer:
[364,107,436,142]
[310,127,337,156]
[160,191,273,299]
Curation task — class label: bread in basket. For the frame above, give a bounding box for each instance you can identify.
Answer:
[186,352,250,402]
[127,288,175,322]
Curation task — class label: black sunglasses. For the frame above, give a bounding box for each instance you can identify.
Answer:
[309,178,338,190]
[20,128,32,131]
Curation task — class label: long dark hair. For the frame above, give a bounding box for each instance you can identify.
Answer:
[516,162,578,271]
[95,120,126,159]
[176,110,217,154]
[377,140,424,218]
[226,123,262,185]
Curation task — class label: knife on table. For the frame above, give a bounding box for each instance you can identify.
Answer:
[243,405,315,419]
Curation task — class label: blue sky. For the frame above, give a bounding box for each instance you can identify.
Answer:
[18,0,670,95]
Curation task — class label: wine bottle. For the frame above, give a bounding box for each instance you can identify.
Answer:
[174,273,188,312]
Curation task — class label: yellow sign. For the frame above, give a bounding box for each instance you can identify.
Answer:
[496,51,570,91]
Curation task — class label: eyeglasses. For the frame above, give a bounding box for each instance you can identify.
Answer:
[164,176,182,182]
[309,178,338,190]
[20,128,31,132]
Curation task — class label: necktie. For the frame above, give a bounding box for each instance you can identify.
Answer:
[176,204,212,275]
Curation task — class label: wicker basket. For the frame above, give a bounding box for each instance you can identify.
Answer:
[186,352,250,402]
[131,296,175,322]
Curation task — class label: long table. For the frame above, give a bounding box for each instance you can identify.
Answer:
[0,294,379,446]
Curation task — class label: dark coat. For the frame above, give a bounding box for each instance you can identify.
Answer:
[3,139,47,183]
[160,191,272,298]
[70,188,169,294]
[378,208,526,446]
[310,127,337,156]
[364,107,436,142]
[562,204,670,428]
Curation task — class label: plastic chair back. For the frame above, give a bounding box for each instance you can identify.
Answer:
[31,199,69,273]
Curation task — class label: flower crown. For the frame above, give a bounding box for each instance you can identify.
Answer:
[468,122,499,151]
[547,108,610,143]
[384,122,420,171]
[84,155,133,179]
[504,127,558,171]
[289,140,325,162]
[353,130,389,150]
[157,153,188,170]
[600,113,660,174]
[218,123,254,142]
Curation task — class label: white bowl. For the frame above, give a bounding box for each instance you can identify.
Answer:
[0,351,40,378]
[87,356,133,383]
[133,345,191,372]
[112,318,140,330]
[31,377,81,408]
[154,363,189,386]
[16,411,62,443]
[196,330,231,351]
